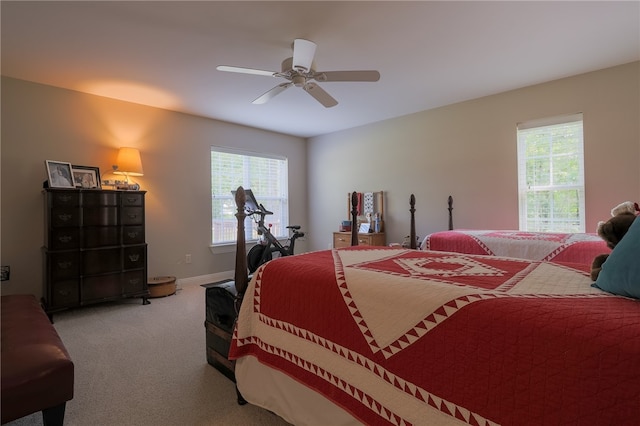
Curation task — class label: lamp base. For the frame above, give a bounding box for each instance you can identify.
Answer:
[115,182,140,191]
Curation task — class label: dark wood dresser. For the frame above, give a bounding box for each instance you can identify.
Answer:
[43,189,149,315]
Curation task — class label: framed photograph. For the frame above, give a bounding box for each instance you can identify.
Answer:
[71,165,101,189]
[45,160,75,188]
[359,223,371,233]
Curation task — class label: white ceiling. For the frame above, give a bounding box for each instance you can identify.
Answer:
[2,1,639,138]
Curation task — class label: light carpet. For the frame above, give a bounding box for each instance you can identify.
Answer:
[6,283,290,426]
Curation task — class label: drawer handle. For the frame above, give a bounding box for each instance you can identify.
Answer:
[57,261,73,269]
[338,238,345,241]
[127,213,138,219]
[59,195,72,203]
[58,235,72,243]
[57,213,72,222]
[127,231,138,238]
[128,254,140,262]
[126,197,138,203]
[128,278,140,285]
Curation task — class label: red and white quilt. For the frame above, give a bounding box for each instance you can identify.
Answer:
[230,247,640,426]
[422,230,610,265]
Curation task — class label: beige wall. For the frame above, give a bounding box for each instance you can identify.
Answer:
[1,77,307,297]
[2,62,638,298]
[307,62,640,250]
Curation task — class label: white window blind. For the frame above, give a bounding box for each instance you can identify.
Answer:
[211,147,288,245]
[517,113,585,232]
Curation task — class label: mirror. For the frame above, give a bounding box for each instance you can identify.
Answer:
[346,191,384,233]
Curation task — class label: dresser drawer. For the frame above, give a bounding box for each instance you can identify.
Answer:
[51,191,80,207]
[84,226,120,247]
[124,246,146,270]
[357,233,386,246]
[83,206,118,226]
[50,279,80,308]
[48,251,81,279]
[83,247,121,275]
[121,207,144,225]
[49,228,80,250]
[123,226,144,245]
[333,232,352,248]
[51,208,80,227]
[121,192,143,207]
[82,273,122,302]
[83,191,118,206]
[123,270,146,295]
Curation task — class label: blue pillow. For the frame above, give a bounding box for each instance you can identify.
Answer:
[594,216,640,299]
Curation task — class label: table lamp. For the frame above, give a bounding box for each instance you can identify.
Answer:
[113,147,143,189]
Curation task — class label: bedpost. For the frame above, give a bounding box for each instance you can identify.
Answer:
[350,191,359,246]
[234,187,248,297]
[448,195,453,231]
[232,187,249,406]
[410,194,417,249]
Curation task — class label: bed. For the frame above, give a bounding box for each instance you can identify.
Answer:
[421,197,610,266]
[228,188,640,425]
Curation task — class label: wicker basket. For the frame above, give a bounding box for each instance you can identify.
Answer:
[148,276,176,298]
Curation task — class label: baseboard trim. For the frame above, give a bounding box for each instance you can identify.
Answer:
[177,271,234,288]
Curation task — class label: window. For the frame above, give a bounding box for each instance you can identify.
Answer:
[211,147,288,245]
[517,113,585,233]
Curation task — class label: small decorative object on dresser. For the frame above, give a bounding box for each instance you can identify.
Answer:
[71,165,101,189]
[45,160,75,188]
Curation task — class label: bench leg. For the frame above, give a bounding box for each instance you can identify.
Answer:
[42,402,66,426]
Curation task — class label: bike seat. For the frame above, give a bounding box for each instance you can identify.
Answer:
[286,225,301,230]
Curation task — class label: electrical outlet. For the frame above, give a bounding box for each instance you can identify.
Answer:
[1,266,10,281]
[185,254,192,264]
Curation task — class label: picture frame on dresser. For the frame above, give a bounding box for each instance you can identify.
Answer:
[45,160,75,188]
[71,165,101,189]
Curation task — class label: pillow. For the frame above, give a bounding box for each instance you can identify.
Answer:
[594,216,640,299]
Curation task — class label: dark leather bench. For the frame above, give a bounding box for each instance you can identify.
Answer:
[1,294,74,425]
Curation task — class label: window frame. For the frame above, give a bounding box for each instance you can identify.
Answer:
[516,113,585,233]
[211,146,289,247]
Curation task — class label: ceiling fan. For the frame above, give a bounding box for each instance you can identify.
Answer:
[217,39,380,108]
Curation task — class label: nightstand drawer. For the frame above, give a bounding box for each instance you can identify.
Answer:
[333,233,352,248]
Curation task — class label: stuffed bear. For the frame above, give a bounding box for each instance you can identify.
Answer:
[590,201,639,281]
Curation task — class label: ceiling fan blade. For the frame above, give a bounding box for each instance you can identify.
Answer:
[252,82,292,104]
[292,39,317,72]
[303,82,338,108]
[217,65,277,77]
[314,70,381,82]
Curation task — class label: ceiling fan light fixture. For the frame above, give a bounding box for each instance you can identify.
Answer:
[292,75,305,87]
[292,39,316,72]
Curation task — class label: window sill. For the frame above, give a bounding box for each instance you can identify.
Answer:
[209,241,256,255]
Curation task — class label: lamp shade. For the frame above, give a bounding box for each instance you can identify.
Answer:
[114,147,143,176]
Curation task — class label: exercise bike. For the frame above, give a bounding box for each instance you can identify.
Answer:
[235,189,305,273]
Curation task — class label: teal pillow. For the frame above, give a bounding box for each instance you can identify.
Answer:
[594,216,640,299]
